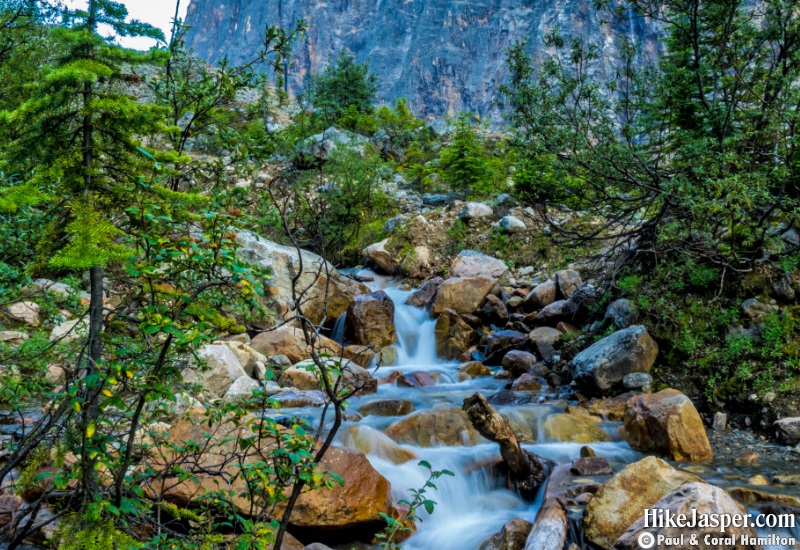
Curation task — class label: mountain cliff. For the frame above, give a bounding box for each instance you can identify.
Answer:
[183,0,663,120]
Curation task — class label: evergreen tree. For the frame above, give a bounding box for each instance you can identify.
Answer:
[309,50,377,126]
[439,113,489,200]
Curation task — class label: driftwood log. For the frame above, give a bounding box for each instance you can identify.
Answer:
[462,392,550,499]
[524,463,571,550]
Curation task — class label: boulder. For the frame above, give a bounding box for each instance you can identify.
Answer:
[149,413,391,532]
[341,425,417,465]
[458,361,491,379]
[295,127,368,163]
[511,374,541,392]
[571,325,658,396]
[624,389,713,461]
[363,239,401,275]
[236,231,368,325]
[495,215,526,234]
[384,407,482,447]
[534,300,577,326]
[543,414,611,443]
[183,345,250,398]
[528,327,562,347]
[397,371,436,388]
[484,330,528,360]
[774,417,800,445]
[251,327,342,365]
[555,270,582,298]
[359,399,414,417]
[501,350,536,376]
[49,318,88,344]
[450,251,510,285]
[213,340,267,378]
[223,376,261,401]
[604,298,635,329]
[345,290,397,349]
[524,280,556,311]
[479,518,532,550]
[459,202,494,221]
[0,331,28,345]
[583,456,702,550]
[479,294,509,325]
[270,389,326,408]
[432,276,496,315]
[622,371,652,391]
[405,278,444,309]
[280,359,375,394]
[587,393,633,421]
[434,309,478,360]
[5,301,40,326]
[615,483,757,550]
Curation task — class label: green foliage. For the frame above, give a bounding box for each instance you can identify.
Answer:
[376,460,454,550]
[439,113,491,200]
[309,50,378,128]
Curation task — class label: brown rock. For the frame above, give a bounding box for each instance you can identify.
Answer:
[434,309,478,360]
[543,414,611,443]
[340,425,417,465]
[458,361,491,379]
[345,290,397,349]
[397,371,436,388]
[432,276,496,315]
[555,270,582,298]
[729,486,800,507]
[556,322,580,335]
[251,327,341,364]
[359,399,414,417]
[524,280,556,311]
[479,518,532,550]
[384,407,481,447]
[405,277,444,309]
[479,294,509,325]
[624,389,713,462]
[484,330,528,360]
[734,452,759,463]
[529,326,562,346]
[586,394,633,421]
[501,350,536,376]
[583,456,702,550]
[570,457,612,476]
[511,373,542,392]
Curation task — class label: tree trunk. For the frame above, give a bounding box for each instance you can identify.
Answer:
[462,393,549,499]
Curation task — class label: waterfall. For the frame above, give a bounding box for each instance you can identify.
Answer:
[331,311,347,344]
[383,287,447,367]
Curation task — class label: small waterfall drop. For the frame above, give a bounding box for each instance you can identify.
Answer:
[331,311,346,344]
[383,287,445,367]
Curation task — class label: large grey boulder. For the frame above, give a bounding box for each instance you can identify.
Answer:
[495,215,526,234]
[450,250,510,285]
[571,325,658,396]
[236,231,368,325]
[604,298,635,329]
[295,127,368,163]
[459,202,494,221]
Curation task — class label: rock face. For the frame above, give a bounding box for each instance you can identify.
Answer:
[450,250,510,285]
[583,456,702,550]
[432,276,496,315]
[345,290,397,348]
[184,0,662,120]
[384,407,481,446]
[624,389,713,461]
[236,231,368,325]
[571,325,658,396]
[615,483,757,550]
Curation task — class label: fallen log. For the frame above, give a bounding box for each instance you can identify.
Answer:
[462,392,549,499]
[524,463,571,550]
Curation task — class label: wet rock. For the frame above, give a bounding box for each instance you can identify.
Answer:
[434,309,478,360]
[342,345,376,368]
[741,298,778,322]
[363,239,401,274]
[501,350,536,376]
[604,298,635,329]
[536,341,557,363]
[571,325,658,396]
[580,446,597,458]
[488,389,532,405]
[555,270,582,298]
[615,483,757,550]
[543,414,611,443]
[341,426,416,465]
[528,326,562,346]
[729,486,800,507]
[5,301,40,326]
[586,394,632,421]
[271,389,326,408]
[571,457,612,476]
[345,290,397,349]
[583,456,702,550]
[397,371,436,388]
[495,215,526,234]
[774,417,800,445]
[183,344,249,398]
[746,475,769,485]
[450,251,510,285]
[432,276,496,315]
[479,518,532,550]
[458,361,491,379]
[384,407,481,446]
[772,474,800,485]
[459,202,494,221]
[251,327,341,365]
[524,280,556,311]
[622,372,652,391]
[511,373,541,392]
[734,452,759,463]
[624,389,713,462]
[405,277,444,309]
[359,399,414,417]
[484,330,528,359]
[479,294,509,325]
[237,231,368,325]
